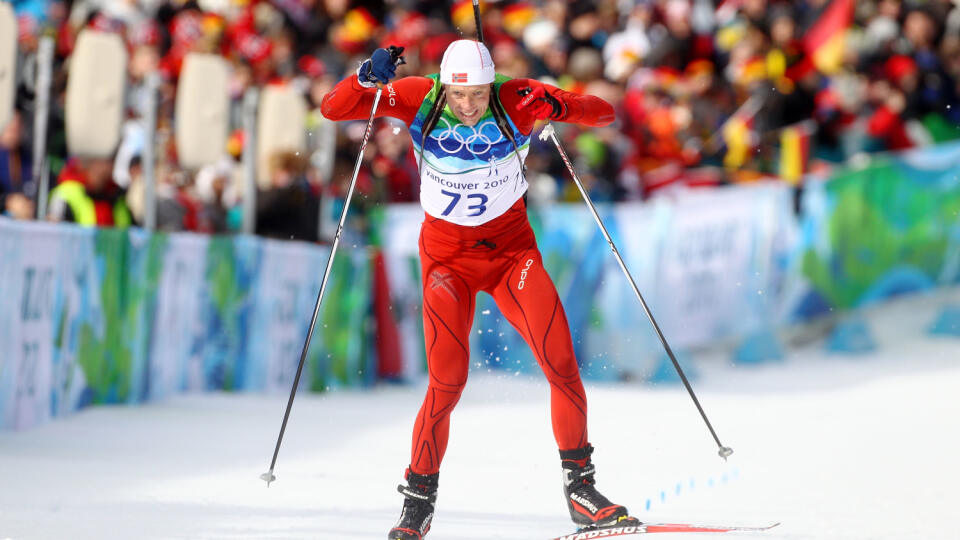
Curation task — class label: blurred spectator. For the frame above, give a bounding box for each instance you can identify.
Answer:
[153,166,196,232]
[0,188,35,220]
[48,157,132,227]
[646,0,697,71]
[194,158,239,233]
[368,122,418,203]
[256,150,319,242]
[0,112,35,219]
[865,76,913,151]
[602,2,652,83]
[0,112,33,215]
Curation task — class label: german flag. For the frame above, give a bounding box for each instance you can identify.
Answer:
[503,3,536,37]
[720,96,763,170]
[779,122,812,185]
[452,0,478,31]
[335,6,379,49]
[803,0,854,75]
[723,116,753,169]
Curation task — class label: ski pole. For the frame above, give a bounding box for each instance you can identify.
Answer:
[538,122,734,461]
[261,49,405,486]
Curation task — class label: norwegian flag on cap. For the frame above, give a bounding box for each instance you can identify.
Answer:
[440,40,495,85]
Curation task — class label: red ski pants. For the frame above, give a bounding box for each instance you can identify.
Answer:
[409,202,588,475]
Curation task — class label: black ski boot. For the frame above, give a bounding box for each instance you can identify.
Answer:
[560,444,631,528]
[388,469,438,540]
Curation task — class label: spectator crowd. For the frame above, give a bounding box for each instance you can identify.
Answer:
[2,0,960,236]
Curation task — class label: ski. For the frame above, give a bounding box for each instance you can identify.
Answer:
[551,521,780,539]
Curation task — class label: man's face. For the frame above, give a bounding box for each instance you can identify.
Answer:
[85,158,114,192]
[0,112,21,149]
[444,84,491,126]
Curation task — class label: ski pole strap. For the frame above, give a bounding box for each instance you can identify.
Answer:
[488,92,526,173]
[388,45,407,66]
[417,91,447,177]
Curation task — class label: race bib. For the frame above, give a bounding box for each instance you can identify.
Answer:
[417,116,529,225]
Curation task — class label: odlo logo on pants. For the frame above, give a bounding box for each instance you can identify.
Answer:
[517,259,534,290]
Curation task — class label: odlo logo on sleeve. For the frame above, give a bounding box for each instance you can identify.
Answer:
[517,258,534,290]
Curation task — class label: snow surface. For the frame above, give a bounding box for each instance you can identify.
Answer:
[1,290,959,540]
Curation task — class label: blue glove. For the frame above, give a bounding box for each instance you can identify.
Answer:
[357,46,405,87]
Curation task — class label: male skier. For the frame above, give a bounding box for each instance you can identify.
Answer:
[321,40,631,540]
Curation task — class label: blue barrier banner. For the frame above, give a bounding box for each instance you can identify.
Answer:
[4,143,960,430]
[382,183,797,380]
[792,141,960,320]
[654,185,793,348]
[0,220,371,430]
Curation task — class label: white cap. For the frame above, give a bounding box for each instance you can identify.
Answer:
[440,40,495,85]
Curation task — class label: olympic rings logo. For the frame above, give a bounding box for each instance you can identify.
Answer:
[430,116,505,156]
